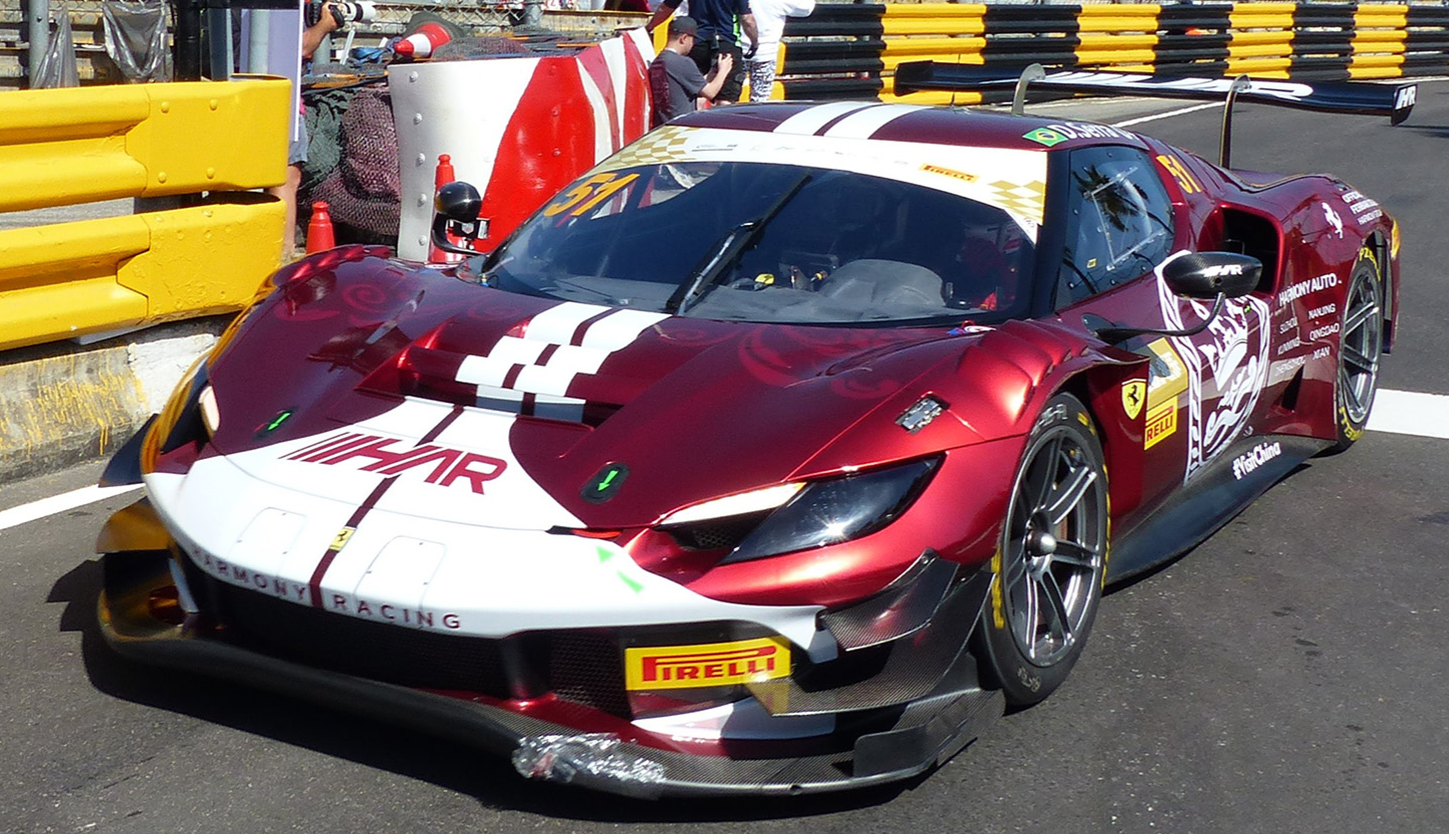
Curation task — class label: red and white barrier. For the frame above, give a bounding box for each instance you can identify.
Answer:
[390,30,655,260]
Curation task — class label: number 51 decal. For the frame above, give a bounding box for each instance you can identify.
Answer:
[544,172,640,218]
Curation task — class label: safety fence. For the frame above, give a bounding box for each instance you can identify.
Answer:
[0,78,288,351]
[775,2,1449,104]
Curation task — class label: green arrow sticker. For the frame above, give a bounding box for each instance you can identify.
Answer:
[582,462,628,503]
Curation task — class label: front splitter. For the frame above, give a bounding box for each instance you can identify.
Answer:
[97,549,1003,799]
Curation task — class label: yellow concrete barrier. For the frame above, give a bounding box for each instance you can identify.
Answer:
[0,77,290,351]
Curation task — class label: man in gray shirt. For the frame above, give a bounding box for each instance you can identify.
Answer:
[649,17,734,127]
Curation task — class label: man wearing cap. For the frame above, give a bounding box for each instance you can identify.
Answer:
[647,0,755,105]
[649,17,735,126]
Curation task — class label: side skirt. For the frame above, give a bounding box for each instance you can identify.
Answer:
[1107,435,1330,583]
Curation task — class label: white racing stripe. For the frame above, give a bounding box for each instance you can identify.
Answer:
[0,483,141,533]
[1366,389,1449,439]
[772,101,878,135]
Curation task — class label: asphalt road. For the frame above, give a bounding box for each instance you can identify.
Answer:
[3,83,1448,833]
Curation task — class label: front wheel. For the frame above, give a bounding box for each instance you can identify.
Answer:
[974,393,1108,707]
[1329,250,1383,453]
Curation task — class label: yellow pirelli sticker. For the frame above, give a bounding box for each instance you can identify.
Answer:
[625,637,790,691]
[1144,398,1178,449]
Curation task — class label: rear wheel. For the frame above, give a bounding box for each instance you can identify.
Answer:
[975,393,1108,707]
[1330,251,1383,453]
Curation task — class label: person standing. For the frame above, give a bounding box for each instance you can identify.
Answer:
[649,17,734,126]
[741,0,813,102]
[268,2,338,258]
[647,0,755,105]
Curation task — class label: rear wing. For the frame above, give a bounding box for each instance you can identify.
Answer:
[894,62,1417,166]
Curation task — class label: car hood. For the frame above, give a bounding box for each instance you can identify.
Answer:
[192,253,996,530]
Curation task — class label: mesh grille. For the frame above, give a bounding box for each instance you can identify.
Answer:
[207,579,510,694]
[666,513,765,551]
[549,631,631,717]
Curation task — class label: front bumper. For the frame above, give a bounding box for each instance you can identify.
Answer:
[99,548,1003,798]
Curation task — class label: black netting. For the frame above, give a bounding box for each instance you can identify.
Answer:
[301,81,400,246]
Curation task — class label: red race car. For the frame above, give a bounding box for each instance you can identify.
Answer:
[97,66,1409,798]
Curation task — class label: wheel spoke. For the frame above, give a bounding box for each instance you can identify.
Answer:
[1039,572,1072,643]
[1003,551,1029,590]
[1019,578,1041,658]
[1343,300,1379,336]
[1050,539,1098,569]
[1024,435,1064,513]
[1343,343,1376,374]
[1044,464,1098,526]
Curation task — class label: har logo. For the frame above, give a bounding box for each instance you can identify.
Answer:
[1395,85,1417,111]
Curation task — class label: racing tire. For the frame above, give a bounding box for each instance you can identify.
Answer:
[974,393,1108,707]
[1328,250,1384,454]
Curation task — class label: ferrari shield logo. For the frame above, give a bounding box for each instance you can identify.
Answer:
[1122,380,1147,420]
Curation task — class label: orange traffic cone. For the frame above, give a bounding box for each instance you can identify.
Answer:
[393,22,453,60]
[429,154,465,263]
[306,201,335,253]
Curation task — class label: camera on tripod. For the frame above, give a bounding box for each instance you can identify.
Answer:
[305,0,377,29]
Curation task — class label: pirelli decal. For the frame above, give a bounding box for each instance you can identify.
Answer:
[1143,338,1188,450]
[624,637,790,691]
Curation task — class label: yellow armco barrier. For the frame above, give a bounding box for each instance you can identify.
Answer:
[0,77,290,351]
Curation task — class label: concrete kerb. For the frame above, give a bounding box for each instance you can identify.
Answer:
[0,316,232,486]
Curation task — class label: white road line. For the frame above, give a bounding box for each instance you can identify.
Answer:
[0,483,141,534]
[1366,389,1449,439]
[1111,102,1222,128]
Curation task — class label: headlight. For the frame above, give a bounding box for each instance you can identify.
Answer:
[669,459,938,565]
[140,358,213,470]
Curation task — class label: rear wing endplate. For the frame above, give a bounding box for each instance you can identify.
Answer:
[894,62,1417,167]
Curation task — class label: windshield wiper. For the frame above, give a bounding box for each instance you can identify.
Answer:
[665,172,814,315]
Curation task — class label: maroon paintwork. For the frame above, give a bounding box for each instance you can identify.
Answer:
[112,101,1401,794]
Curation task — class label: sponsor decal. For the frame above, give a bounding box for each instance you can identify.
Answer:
[284,432,507,495]
[1156,254,1272,479]
[1307,302,1336,320]
[921,163,976,183]
[1343,190,1383,224]
[1394,85,1417,111]
[1156,153,1201,194]
[1277,272,1338,308]
[1309,322,1341,341]
[1044,71,1314,104]
[1144,400,1177,450]
[1141,339,1186,450]
[1232,441,1282,480]
[1122,380,1146,420]
[1268,355,1308,385]
[625,637,790,690]
[186,546,463,629]
[1321,203,1344,238]
[1022,127,1069,147]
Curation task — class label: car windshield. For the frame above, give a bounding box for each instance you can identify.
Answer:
[478,161,1035,325]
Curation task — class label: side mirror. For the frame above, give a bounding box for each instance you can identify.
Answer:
[1087,251,1263,345]
[431,181,486,258]
[1162,251,1261,299]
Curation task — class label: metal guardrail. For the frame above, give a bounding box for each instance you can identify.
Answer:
[0,78,289,351]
